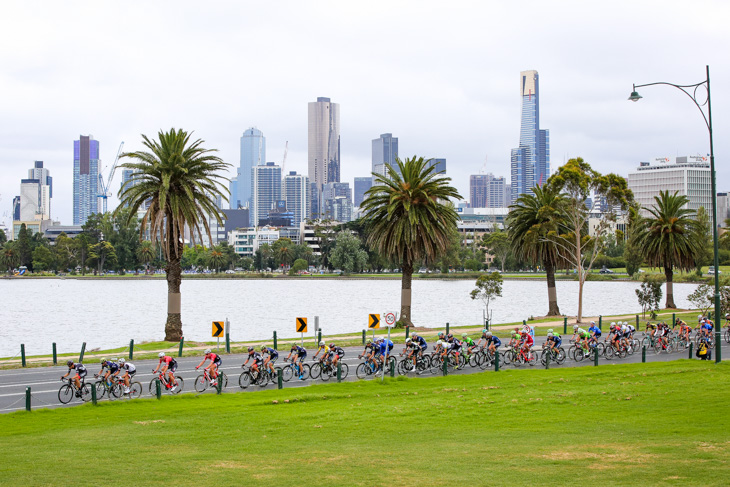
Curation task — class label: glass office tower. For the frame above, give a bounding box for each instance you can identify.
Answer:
[73,135,100,225]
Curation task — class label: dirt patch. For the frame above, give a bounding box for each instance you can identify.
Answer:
[133,420,166,425]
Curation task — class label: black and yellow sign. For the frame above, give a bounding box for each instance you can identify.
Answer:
[369,314,380,329]
[296,317,308,333]
[212,321,224,338]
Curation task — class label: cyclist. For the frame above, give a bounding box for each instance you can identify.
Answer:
[313,340,329,362]
[701,319,714,339]
[327,343,345,369]
[117,358,136,394]
[483,331,501,357]
[360,339,380,372]
[97,358,119,387]
[588,322,602,349]
[546,330,562,357]
[678,319,692,342]
[195,349,222,386]
[411,333,428,358]
[379,337,394,367]
[461,333,478,353]
[519,330,534,359]
[261,345,279,377]
[404,338,422,372]
[286,344,307,380]
[507,331,520,350]
[611,323,625,352]
[574,325,590,354]
[655,322,670,349]
[153,352,179,391]
[61,359,87,395]
[446,334,463,366]
[243,346,263,378]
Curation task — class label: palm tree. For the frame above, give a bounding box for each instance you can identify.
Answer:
[137,241,155,273]
[115,128,229,341]
[208,246,226,273]
[1,242,20,274]
[361,156,462,326]
[507,185,566,316]
[634,190,701,308]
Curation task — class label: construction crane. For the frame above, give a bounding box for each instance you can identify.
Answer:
[281,141,288,174]
[98,141,124,214]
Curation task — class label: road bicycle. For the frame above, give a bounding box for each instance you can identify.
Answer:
[94,374,122,400]
[540,344,566,365]
[396,350,431,375]
[280,358,311,382]
[312,359,349,381]
[58,377,92,404]
[194,368,229,392]
[355,355,383,379]
[238,365,272,388]
[475,347,496,370]
[148,371,184,395]
[512,346,537,366]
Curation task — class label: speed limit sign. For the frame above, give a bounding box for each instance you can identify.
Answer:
[384,312,396,326]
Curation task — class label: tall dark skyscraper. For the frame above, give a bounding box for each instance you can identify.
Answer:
[73,135,100,225]
[510,70,550,203]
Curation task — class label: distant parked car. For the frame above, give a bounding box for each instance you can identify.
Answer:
[225,270,235,274]
[708,266,722,275]
[599,268,614,274]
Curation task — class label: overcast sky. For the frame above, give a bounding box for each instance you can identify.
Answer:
[1,0,728,228]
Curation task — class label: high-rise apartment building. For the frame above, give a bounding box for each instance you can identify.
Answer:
[252,162,282,227]
[28,161,52,219]
[322,182,352,223]
[628,155,712,219]
[282,171,310,227]
[354,177,373,207]
[308,97,340,216]
[372,133,398,179]
[470,173,506,208]
[73,135,100,225]
[510,70,550,203]
[233,128,266,215]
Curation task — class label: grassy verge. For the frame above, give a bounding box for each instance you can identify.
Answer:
[1,360,728,486]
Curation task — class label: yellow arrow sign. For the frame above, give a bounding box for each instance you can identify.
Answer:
[296,317,308,333]
[212,321,224,338]
[369,314,380,329]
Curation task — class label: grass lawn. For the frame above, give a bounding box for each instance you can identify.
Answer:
[1,360,728,486]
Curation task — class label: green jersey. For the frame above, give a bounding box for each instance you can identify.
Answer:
[463,337,475,347]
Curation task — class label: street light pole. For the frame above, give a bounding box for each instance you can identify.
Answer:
[629,65,721,363]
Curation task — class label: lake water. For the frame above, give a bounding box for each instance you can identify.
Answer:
[0,278,698,357]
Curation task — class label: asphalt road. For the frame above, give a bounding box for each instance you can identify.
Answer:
[1,335,726,414]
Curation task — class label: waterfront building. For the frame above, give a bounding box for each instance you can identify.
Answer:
[251,162,282,227]
[354,177,372,207]
[73,135,100,225]
[27,161,52,219]
[510,70,550,203]
[627,155,712,218]
[308,97,340,216]
[282,171,310,227]
[228,226,280,258]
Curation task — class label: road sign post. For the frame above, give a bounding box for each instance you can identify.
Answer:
[212,321,224,351]
[225,318,231,353]
[381,323,391,382]
[296,317,307,347]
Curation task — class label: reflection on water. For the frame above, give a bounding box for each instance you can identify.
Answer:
[0,278,695,356]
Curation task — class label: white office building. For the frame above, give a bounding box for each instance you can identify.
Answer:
[627,155,712,218]
[228,226,281,257]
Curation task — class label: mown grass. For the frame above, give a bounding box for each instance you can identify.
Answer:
[1,360,728,486]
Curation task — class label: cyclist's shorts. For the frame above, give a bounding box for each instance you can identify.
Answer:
[75,371,87,379]
[269,353,279,362]
[213,357,222,366]
[127,370,136,377]
[298,352,307,360]
[168,363,178,373]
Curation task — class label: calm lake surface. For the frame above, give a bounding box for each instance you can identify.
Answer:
[0,278,697,357]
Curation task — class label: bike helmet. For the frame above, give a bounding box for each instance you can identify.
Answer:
[329,343,335,348]
[591,321,596,325]
[482,329,488,334]
[366,339,372,344]
[573,325,579,330]
[610,322,616,326]
[319,340,325,347]
[118,358,125,365]
[261,345,267,351]
[158,352,165,358]
[436,340,442,347]
[447,333,453,339]
[547,329,553,334]
[67,360,74,366]
[406,338,412,344]
[486,331,492,337]
[438,332,444,338]
[100,357,107,364]
[248,346,254,352]
[205,349,211,354]
[547,332,553,337]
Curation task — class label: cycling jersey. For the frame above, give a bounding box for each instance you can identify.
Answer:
[103,361,119,373]
[249,352,263,363]
[702,323,713,331]
[160,356,177,372]
[262,347,278,359]
[486,336,501,347]
[578,330,590,339]
[588,326,601,337]
[121,362,136,375]
[549,335,562,347]
[330,346,345,357]
[415,336,427,349]
[382,339,394,350]
[522,335,534,347]
[449,338,462,350]
[71,363,87,377]
[291,346,306,358]
[205,353,222,365]
[463,337,476,347]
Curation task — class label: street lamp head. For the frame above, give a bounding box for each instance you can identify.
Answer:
[628,91,642,102]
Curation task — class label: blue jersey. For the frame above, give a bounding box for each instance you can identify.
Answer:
[415,336,427,348]
[104,362,119,373]
[589,326,601,337]
[702,323,713,331]
[291,346,306,357]
[379,342,388,354]
[263,347,278,357]
[487,336,501,347]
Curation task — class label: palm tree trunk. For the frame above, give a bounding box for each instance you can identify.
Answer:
[664,266,676,309]
[400,260,414,327]
[165,252,183,341]
[545,260,560,316]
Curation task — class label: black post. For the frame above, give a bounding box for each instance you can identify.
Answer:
[52,342,57,365]
[225,333,231,354]
[21,344,26,368]
[446,322,450,335]
[25,387,31,412]
[129,339,134,360]
[273,331,278,350]
[277,369,283,389]
[79,342,86,363]
[362,330,366,345]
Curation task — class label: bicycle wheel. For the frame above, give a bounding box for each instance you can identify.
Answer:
[281,365,294,382]
[501,350,512,365]
[310,363,322,380]
[58,384,74,404]
[171,377,184,394]
[321,366,332,381]
[94,381,107,399]
[194,374,208,393]
[397,359,408,375]
[257,371,270,387]
[556,348,567,365]
[356,363,369,379]
[340,363,349,379]
[110,383,123,400]
[567,346,577,361]
[574,348,584,362]
[604,345,614,360]
[129,382,142,399]
[239,372,251,389]
[653,341,663,354]
[79,383,92,402]
[299,363,311,380]
[478,352,492,370]
[148,378,162,395]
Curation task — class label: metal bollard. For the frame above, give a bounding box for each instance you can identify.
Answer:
[52,342,57,365]
[446,322,450,335]
[362,330,366,345]
[273,331,278,350]
[636,315,639,328]
[178,337,184,358]
[129,340,134,360]
[216,376,223,394]
[442,358,448,376]
[672,313,676,328]
[563,317,567,335]
[495,351,500,372]
[689,343,694,359]
[225,333,231,354]
[21,344,26,368]
[277,369,283,389]
[79,342,86,363]
[155,379,162,399]
[599,316,602,331]
[405,326,409,339]
[593,348,598,366]
[337,362,342,382]
[642,346,646,363]
[25,387,31,412]
[390,360,395,377]
[545,350,550,370]
[91,383,98,405]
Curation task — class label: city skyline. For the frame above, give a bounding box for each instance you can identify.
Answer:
[1,2,728,227]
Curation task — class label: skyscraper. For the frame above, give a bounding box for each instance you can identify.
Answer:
[236,128,266,214]
[354,177,373,207]
[283,171,310,227]
[73,135,100,225]
[510,70,550,203]
[252,162,282,227]
[372,133,398,179]
[23,161,52,219]
[426,158,446,175]
[470,173,507,208]
[308,97,340,215]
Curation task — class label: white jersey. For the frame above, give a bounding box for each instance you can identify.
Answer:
[122,362,136,373]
